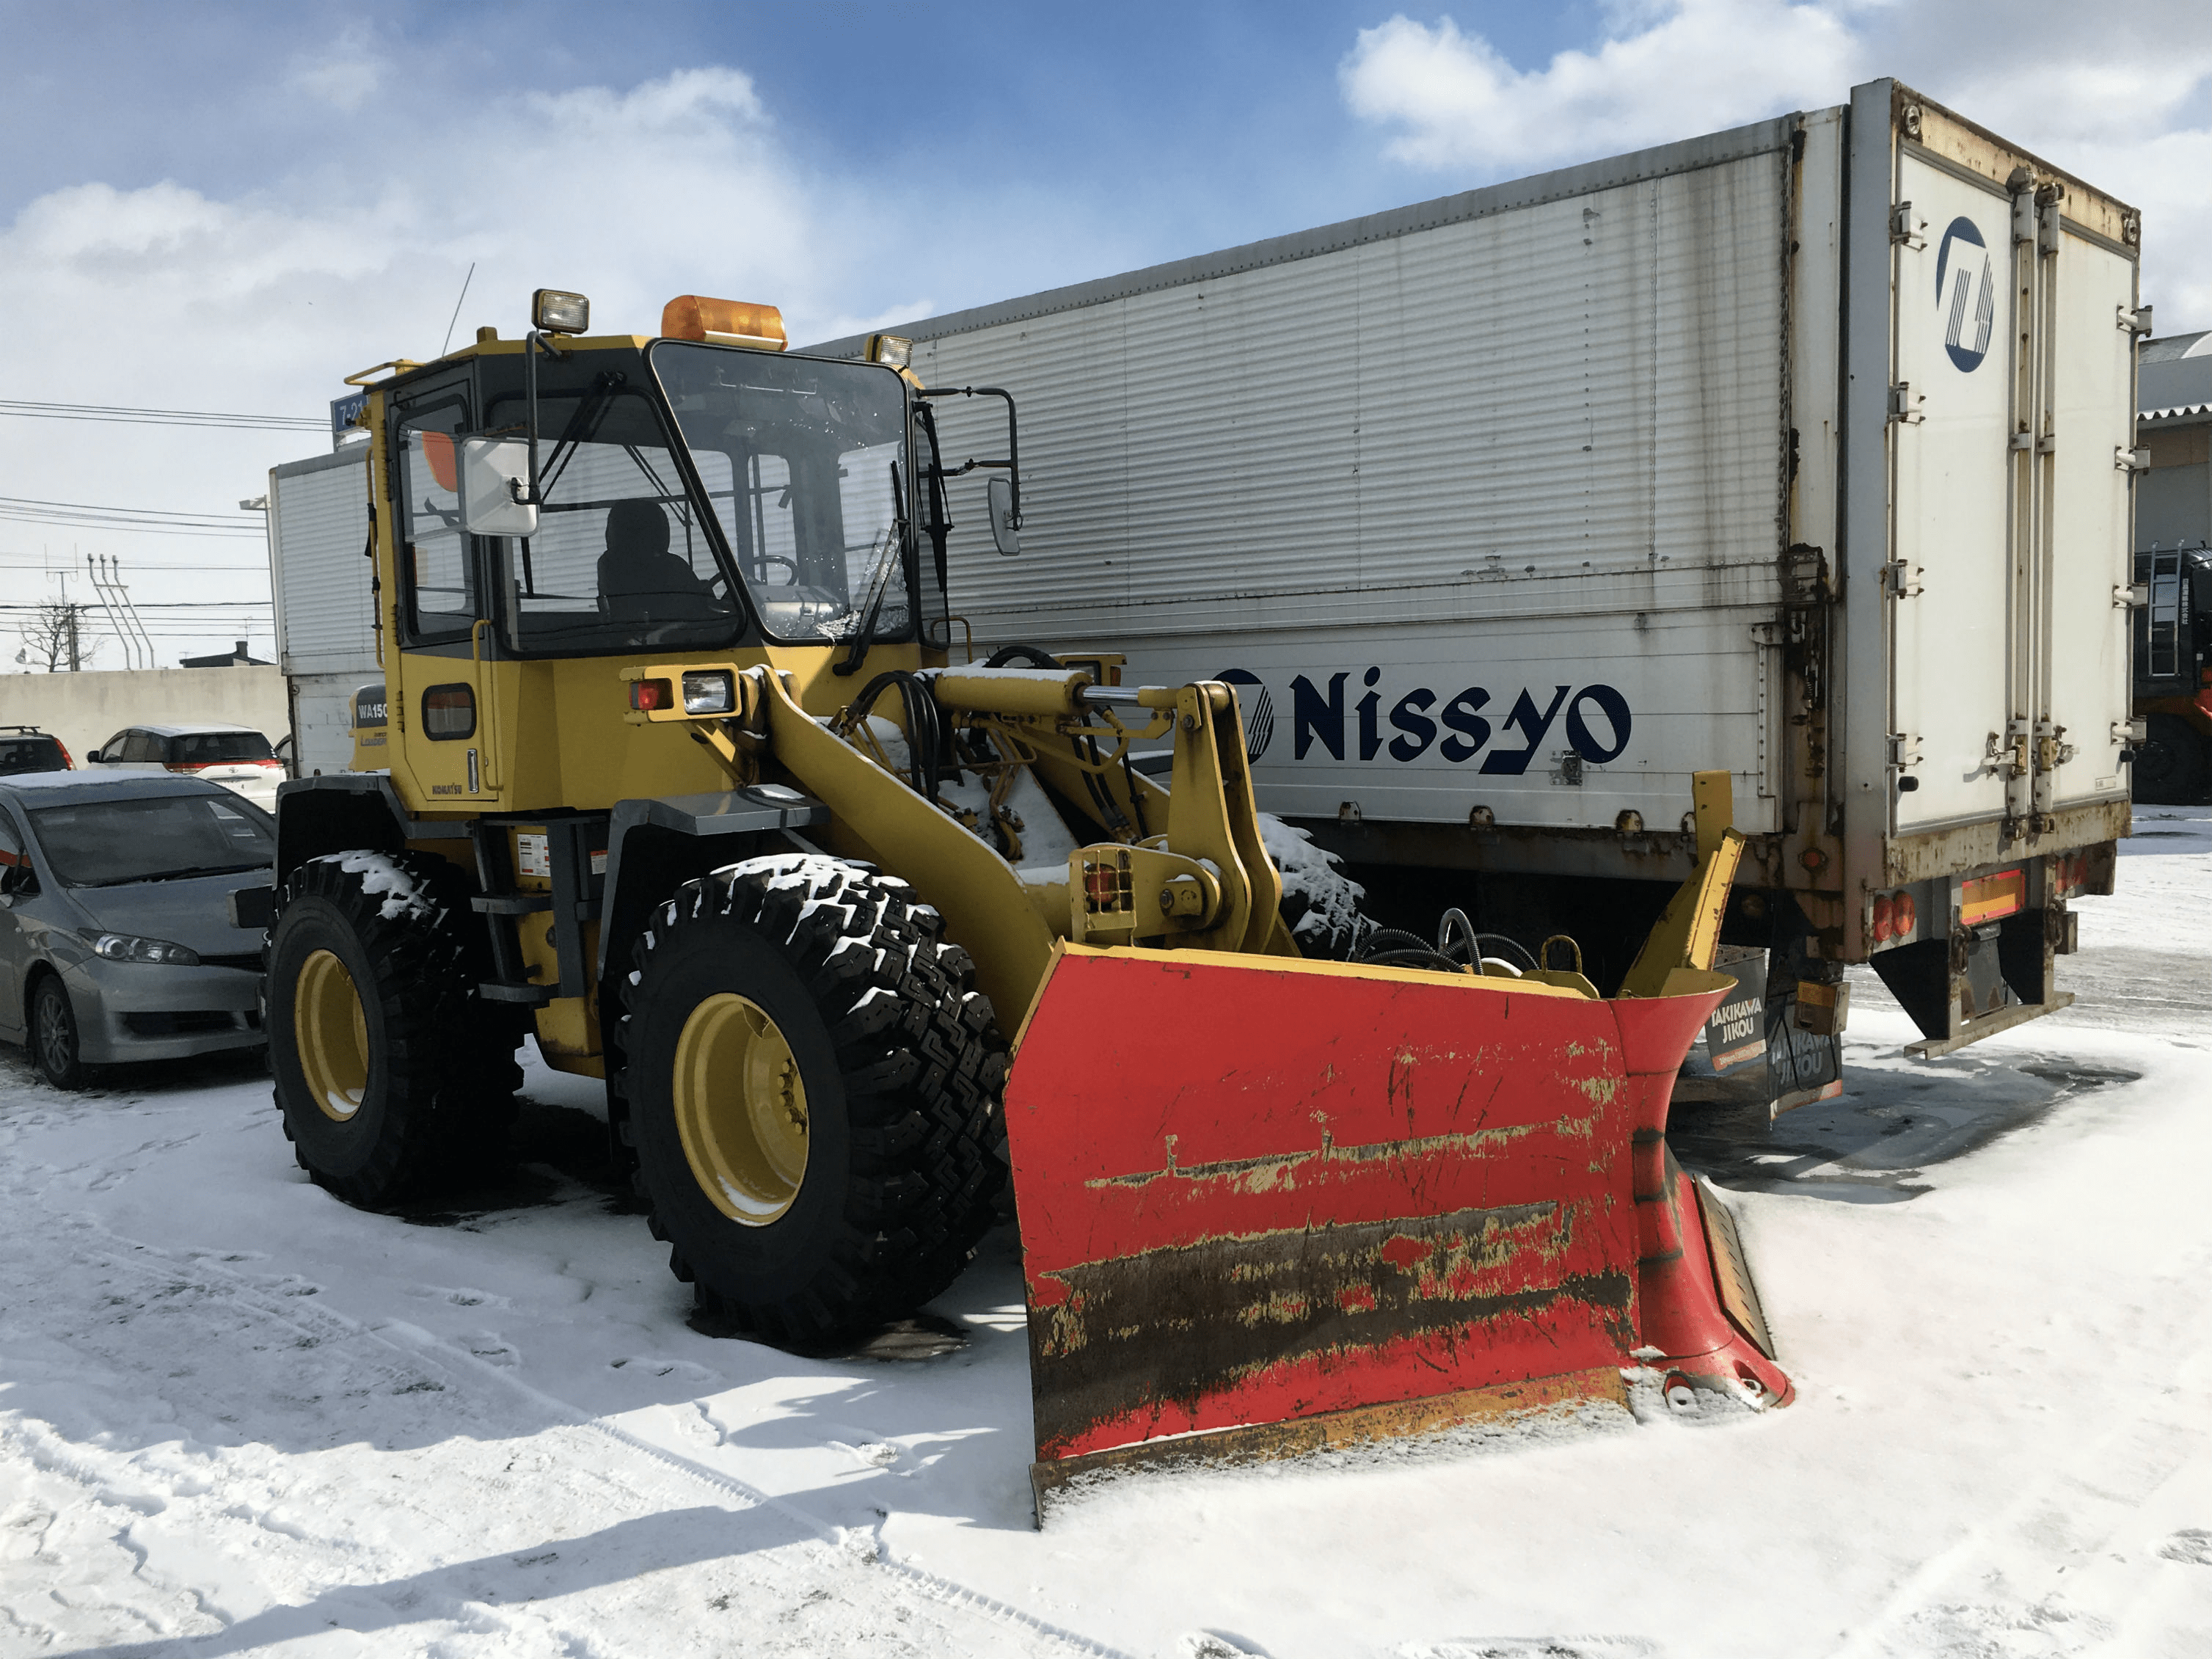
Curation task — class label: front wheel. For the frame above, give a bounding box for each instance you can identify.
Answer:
[266,851,519,1204]
[30,974,87,1090]
[622,855,1007,1348]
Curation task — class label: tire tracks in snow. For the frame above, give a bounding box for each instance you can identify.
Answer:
[0,1197,1131,1658]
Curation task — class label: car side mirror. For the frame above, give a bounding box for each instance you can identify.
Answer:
[459,437,539,538]
[987,475,1021,556]
[85,749,102,763]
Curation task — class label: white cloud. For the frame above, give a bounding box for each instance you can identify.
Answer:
[1341,3,1863,172]
[1341,3,2212,329]
[288,25,384,114]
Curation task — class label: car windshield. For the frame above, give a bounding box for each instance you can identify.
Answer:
[649,343,913,645]
[29,792,275,886]
[170,732,274,765]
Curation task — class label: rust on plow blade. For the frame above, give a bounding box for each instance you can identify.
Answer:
[1002,944,1786,1502]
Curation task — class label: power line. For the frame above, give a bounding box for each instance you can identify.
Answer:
[0,398,324,432]
[0,493,268,538]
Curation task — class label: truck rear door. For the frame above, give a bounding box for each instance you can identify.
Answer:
[1886,99,2138,836]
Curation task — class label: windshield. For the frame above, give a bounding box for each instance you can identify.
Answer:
[650,343,913,645]
[481,383,744,655]
[29,792,275,887]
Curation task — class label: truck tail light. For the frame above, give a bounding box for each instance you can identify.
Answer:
[1895,892,1916,935]
[1872,896,1895,943]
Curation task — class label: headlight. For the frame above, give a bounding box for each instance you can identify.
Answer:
[867,333,913,369]
[92,933,202,966]
[682,670,735,715]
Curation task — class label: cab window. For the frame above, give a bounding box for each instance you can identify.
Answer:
[394,397,476,645]
[481,384,741,655]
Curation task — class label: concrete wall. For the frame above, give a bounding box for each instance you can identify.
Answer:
[0,666,290,766]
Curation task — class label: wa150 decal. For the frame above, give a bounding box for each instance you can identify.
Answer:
[1216,668,1630,776]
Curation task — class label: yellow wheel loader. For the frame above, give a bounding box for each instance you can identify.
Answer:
[266,288,1792,1495]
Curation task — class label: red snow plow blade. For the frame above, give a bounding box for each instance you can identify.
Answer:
[1003,776,1791,1505]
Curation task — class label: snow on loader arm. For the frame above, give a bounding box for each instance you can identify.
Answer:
[1005,765,1792,1509]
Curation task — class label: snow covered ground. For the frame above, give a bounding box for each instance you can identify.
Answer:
[4,812,2211,1658]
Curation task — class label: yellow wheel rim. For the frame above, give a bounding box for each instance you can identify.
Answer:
[673,993,810,1226]
[296,948,369,1121]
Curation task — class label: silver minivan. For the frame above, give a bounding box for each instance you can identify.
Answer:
[0,772,274,1087]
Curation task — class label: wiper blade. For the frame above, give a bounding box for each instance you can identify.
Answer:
[82,862,268,886]
[833,464,907,677]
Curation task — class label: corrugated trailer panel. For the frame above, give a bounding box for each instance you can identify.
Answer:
[269,448,373,679]
[919,147,1789,642]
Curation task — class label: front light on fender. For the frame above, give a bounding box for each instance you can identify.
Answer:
[682,670,735,715]
[91,933,202,966]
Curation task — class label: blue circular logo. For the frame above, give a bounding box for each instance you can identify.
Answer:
[1215,668,1273,762]
[1934,216,1996,373]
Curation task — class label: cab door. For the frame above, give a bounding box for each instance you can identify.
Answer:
[389,382,503,805]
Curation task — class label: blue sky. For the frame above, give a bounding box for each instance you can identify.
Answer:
[3,1,2208,663]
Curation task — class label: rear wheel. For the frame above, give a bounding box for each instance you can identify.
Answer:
[2133,714,2209,805]
[266,851,519,1203]
[30,974,87,1090]
[622,854,1007,1347]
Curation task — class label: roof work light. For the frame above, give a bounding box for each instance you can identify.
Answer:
[662,296,787,351]
[867,333,913,369]
[533,288,591,335]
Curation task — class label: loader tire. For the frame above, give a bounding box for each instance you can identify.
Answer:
[621,854,1008,1348]
[2132,714,2208,805]
[266,851,519,1205]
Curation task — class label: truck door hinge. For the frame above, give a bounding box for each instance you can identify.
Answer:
[1887,732,1923,770]
[2116,581,2151,609]
[1748,621,1781,646]
[1888,382,1924,426]
[2114,717,2148,747]
[2116,444,2151,473]
[2037,193,2063,257]
[2118,302,2155,336]
[1986,729,2029,779]
[1889,202,1924,249]
[1879,561,1922,598]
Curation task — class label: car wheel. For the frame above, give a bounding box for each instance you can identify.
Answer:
[31,974,87,1090]
[621,855,1007,1348]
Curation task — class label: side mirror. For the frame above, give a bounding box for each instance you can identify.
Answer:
[987,475,1021,556]
[459,437,539,538]
[86,749,103,763]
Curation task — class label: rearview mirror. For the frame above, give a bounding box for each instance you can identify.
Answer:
[987,475,1021,556]
[459,437,539,538]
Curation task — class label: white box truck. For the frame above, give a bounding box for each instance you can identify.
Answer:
[265,444,376,779]
[811,79,2144,1094]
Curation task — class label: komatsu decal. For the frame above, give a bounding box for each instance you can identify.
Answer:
[1216,666,1630,771]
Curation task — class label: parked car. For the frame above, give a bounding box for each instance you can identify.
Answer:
[0,727,73,776]
[0,771,274,1087]
[87,723,282,812]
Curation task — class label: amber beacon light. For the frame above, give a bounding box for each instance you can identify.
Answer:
[662,296,787,350]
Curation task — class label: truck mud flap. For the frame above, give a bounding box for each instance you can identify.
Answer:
[1002,943,1785,1509]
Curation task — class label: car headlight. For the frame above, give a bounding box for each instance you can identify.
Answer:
[682,670,736,715]
[92,933,202,966]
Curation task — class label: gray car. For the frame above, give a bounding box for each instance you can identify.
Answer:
[0,771,275,1087]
